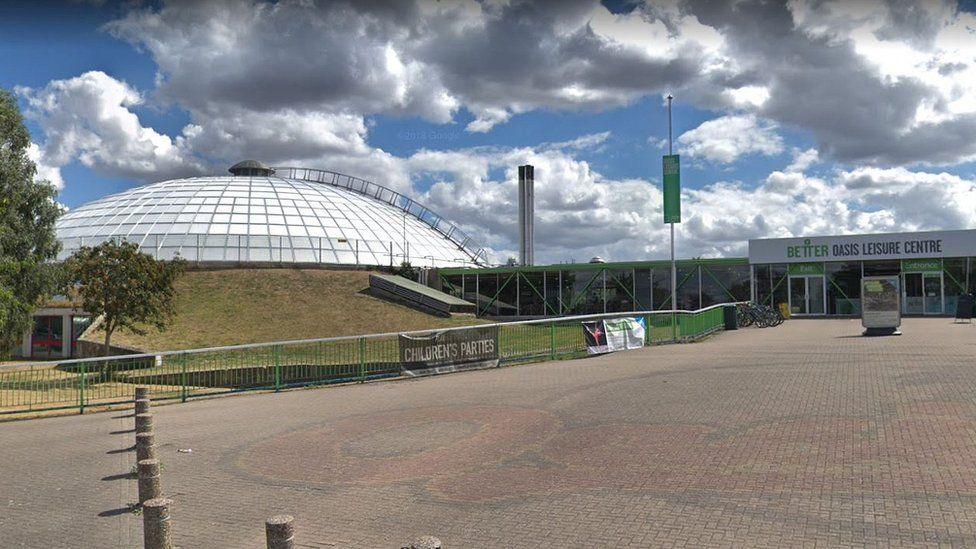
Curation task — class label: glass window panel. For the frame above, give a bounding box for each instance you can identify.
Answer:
[653,268,673,310]
[544,271,560,316]
[201,247,224,261]
[754,265,771,306]
[477,274,498,316]
[863,260,898,276]
[294,249,316,263]
[634,268,652,311]
[770,264,789,311]
[605,269,634,313]
[826,262,861,315]
[518,272,545,316]
[567,269,603,315]
[676,265,699,310]
[462,274,478,304]
[496,273,518,317]
[944,258,967,315]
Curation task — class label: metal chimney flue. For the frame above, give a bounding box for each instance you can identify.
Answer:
[518,164,535,266]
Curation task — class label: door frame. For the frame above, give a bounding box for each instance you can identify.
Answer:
[922,271,944,315]
[901,270,944,315]
[788,274,826,316]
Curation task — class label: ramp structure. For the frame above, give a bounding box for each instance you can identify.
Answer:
[369,273,475,317]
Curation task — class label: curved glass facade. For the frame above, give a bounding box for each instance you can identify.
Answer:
[56,175,484,268]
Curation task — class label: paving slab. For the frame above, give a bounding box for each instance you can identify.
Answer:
[3,318,976,547]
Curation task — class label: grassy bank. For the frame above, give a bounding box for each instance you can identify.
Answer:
[81,268,486,351]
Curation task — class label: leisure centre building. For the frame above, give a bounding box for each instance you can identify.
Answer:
[433,229,976,319]
[25,158,976,359]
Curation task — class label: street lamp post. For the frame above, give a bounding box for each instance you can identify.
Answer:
[667,94,677,340]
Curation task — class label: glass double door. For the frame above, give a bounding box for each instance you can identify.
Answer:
[789,275,825,315]
[903,272,943,314]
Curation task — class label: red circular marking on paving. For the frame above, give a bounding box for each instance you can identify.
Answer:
[236,405,561,486]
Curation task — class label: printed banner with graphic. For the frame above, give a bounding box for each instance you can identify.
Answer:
[583,317,646,355]
[398,325,499,376]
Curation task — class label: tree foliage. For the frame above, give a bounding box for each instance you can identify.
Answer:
[66,241,185,356]
[391,261,419,281]
[0,87,62,357]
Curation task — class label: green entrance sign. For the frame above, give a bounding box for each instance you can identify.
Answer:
[662,154,680,223]
[901,258,942,272]
[788,262,824,276]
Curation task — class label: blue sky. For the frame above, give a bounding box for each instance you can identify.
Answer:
[7,0,976,262]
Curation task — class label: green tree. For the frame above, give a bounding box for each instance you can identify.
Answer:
[391,260,419,282]
[0,88,62,358]
[66,241,185,356]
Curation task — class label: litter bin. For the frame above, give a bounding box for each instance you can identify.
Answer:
[723,304,738,330]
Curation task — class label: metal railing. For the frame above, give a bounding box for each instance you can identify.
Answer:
[0,304,734,416]
[274,167,489,265]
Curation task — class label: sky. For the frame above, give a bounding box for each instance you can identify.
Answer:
[4,0,976,264]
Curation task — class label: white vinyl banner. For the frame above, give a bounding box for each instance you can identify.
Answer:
[604,317,646,352]
[583,317,647,355]
[748,229,976,264]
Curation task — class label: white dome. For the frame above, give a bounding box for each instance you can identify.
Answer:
[56,167,486,268]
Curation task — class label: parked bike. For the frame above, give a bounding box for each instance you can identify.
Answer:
[736,302,785,328]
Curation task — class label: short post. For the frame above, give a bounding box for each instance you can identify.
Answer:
[135,413,154,434]
[135,398,151,415]
[136,431,157,462]
[142,497,173,549]
[265,515,295,549]
[135,386,150,401]
[137,458,162,504]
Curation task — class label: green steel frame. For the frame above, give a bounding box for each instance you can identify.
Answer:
[442,261,751,318]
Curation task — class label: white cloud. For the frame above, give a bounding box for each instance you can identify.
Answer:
[786,147,819,172]
[678,114,783,163]
[399,142,976,264]
[26,142,64,189]
[17,71,204,182]
[18,0,976,265]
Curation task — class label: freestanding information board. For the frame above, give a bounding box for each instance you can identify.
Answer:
[861,275,901,336]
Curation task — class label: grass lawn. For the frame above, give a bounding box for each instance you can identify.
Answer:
[81,268,487,352]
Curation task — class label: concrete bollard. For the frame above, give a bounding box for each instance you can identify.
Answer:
[135,398,151,415]
[265,515,295,549]
[135,387,150,401]
[142,497,173,549]
[137,458,162,504]
[407,536,442,549]
[136,431,157,462]
[135,413,154,434]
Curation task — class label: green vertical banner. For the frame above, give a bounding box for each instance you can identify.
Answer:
[663,154,680,223]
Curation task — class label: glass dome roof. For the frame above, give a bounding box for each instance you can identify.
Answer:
[56,167,486,268]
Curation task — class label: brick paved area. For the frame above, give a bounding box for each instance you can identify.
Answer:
[4,318,976,547]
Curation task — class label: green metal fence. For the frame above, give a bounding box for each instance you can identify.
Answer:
[0,303,734,415]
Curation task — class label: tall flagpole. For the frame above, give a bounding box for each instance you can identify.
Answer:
[667,94,676,340]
